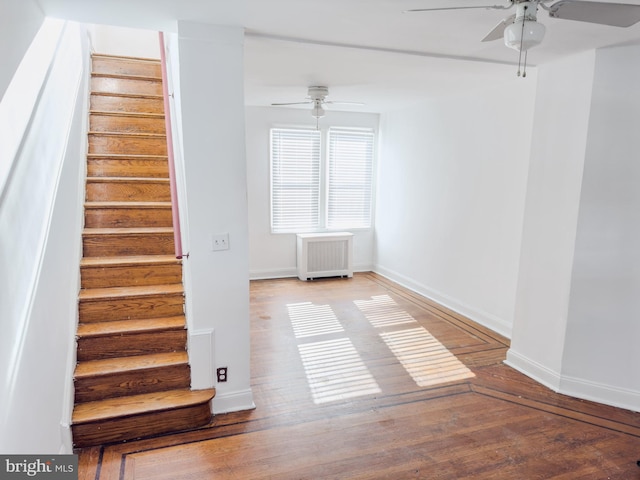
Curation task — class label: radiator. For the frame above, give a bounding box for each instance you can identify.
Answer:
[296,233,354,281]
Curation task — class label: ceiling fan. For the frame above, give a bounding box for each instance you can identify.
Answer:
[271,86,364,127]
[405,0,640,76]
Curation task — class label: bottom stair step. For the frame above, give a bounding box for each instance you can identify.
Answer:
[74,352,191,403]
[72,388,215,447]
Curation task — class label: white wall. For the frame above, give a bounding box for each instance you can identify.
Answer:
[175,22,254,413]
[0,22,89,454]
[375,79,536,338]
[245,106,379,279]
[507,51,596,388]
[88,24,160,58]
[0,0,44,101]
[561,45,640,410]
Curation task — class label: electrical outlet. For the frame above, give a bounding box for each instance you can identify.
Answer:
[212,233,229,251]
[216,367,228,382]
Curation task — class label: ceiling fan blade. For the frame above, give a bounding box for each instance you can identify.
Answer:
[271,101,313,106]
[481,14,516,42]
[547,0,640,27]
[324,101,365,106]
[404,3,513,13]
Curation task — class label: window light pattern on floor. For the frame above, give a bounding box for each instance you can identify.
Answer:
[380,327,475,387]
[288,302,344,338]
[298,338,381,404]
[354,294,417,328]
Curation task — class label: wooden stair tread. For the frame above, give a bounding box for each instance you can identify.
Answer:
[77,315,185,337]
[90,91,163,100]
[87,153,167,160]
[80,254,179,267]
[92,72,162,82]
[89,131,166,138]
[83,226,173,235]
[79,283,183,301]
[72,388,215,424]
[86,176,170,183]
[90,110,164,119]
[92,53,160,63]
[75,351,188,378]
[84,201,172,209]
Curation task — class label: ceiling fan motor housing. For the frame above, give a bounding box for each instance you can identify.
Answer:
[307,86,329,100]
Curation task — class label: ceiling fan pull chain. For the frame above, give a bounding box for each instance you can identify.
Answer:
[518,5,527,77]
[522,50,528,77]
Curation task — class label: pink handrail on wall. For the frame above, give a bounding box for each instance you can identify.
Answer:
[158,32,185,259]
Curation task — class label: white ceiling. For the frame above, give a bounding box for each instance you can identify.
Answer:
[36,0,640,112]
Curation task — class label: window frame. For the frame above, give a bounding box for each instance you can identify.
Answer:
[270,125,376,234]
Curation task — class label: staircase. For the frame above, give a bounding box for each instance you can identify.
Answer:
[71,54,215,448]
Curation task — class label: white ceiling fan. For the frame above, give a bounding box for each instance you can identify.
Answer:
[405,0,640,76]
[271,86,364,126]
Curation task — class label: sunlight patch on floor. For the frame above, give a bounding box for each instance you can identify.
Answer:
[298,338,381,404]
[380,327,475,387]
[288,302,344,338]
[354,294,418,328]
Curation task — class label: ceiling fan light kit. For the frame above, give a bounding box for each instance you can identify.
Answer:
[312,101,325,119]
[504,2,546,51]
[504,20,546,50]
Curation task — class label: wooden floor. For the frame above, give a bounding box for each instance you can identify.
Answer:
[77,273,640,479]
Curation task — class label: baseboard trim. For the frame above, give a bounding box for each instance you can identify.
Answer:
[559,375,640,413]
[505,349,640,412]
[249,268,297,280]
[373,265,512,339]
[250,265,373,281]
[504,348,562,392]
[212,388,256,414]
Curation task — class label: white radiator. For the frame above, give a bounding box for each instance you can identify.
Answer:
[296,233,354,281]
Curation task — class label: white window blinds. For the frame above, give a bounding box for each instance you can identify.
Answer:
[327,128,374,229]
[270,128,321,232]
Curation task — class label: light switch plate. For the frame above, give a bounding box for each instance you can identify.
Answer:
[212,233,229,251]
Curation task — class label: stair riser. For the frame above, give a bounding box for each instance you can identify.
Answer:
[91,76,162,96]
[90,114,165,134]
[77,330,187,361]
[83,233,175,256]
[72,402,211,448]
[79,293,184,323]
[74,364,190,403]
[86,181,171,202]
[87,157,168,178]
[92,57,161,78]
[89,134,168,156]
[84,207,173,228]
[81,263,181,289]
[91,94,164,114]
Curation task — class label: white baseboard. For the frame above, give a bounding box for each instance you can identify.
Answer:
[249,265,373,281]
[505,349,640,412]
[249,268,297,280]
[59,422,73,454]
[559,375,640,413]
[212,388,256,414]
[373,265,512,339]
[504,348,562,392]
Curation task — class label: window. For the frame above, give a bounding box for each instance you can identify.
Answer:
[270,127,375,233]
[270,128,321,232]
[327,128,374,229]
